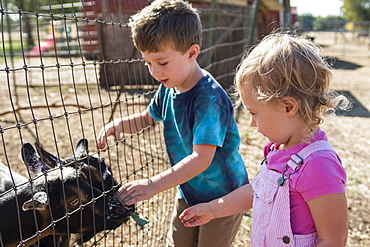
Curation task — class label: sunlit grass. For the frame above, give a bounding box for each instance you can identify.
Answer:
[0,41,24,61]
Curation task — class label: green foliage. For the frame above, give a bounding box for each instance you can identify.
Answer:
[342,0,370,21]
[299,14,316,31]
[312,16,346,31]
[298,14,346,31]
[297,0,370,31]
[0,41,23,62]
[4,0,80,13]
[0,41,23,55]
[3,0,82,23]
[2,0,82,50]
[130,212,150,227]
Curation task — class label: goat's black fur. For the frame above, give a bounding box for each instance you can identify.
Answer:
[0,139,134,247]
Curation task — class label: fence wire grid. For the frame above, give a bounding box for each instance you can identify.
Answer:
[0,0,256,246]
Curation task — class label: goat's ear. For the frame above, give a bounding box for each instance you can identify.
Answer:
[22,191,49,211]
[35,142,62,168]
[75,139,88,158]
[22,143,49,175]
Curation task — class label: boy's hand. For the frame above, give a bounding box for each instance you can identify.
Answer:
[96,118,123,150]
[179,203,214,227]
[115,179,156,206]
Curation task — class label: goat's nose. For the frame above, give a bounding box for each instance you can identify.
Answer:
[114,208,128,216]
[112,205,134,218]
[124,204,135,214]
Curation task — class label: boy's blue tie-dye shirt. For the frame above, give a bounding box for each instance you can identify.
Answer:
[149,73,249,205]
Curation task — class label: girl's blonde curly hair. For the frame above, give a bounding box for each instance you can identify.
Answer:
[235,32,349,129]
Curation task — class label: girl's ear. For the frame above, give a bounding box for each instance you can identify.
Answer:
[188,44,200,61]
[281,96,299,116]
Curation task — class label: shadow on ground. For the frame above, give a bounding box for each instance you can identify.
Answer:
[335,90,370,118]
[323,56,368,117]
[327,57,363,70]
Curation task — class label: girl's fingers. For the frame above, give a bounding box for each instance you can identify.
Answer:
[179,208,193,220]
[183,219,199,227]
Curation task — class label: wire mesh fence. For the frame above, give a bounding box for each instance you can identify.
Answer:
[0,0,256,246]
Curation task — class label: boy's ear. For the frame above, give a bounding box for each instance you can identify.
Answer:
[281,96,299,116]
[188,44,200,61]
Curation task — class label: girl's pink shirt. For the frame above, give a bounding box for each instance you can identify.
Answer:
[263,129,347,234]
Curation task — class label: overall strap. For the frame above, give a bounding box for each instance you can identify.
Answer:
[287,140,336,170]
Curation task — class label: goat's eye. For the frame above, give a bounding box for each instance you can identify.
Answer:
[69,198,80,206]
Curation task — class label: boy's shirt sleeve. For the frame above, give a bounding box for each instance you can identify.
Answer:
[149,84,165,121]
[192,97,231,147]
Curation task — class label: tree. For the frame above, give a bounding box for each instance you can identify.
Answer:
[313,16,346,31]
[342,0,370,21]
[3,0,81,50]
[298,14,316,31]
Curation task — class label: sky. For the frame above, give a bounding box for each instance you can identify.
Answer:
[290,0,343,17]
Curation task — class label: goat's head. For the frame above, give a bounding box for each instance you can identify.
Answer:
[35,139,117,195]
[21,140,135,238]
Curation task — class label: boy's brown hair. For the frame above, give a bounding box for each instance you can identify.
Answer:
[129,0,202,54]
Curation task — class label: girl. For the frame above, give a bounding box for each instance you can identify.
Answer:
[179,33,349,246]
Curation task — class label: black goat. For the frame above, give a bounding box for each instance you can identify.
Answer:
[0,163,60,247]
[35,139,136,245]
[0,162,28,193]
[0,139,134,247]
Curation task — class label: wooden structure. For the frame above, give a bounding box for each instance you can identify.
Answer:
[80,0,291,90]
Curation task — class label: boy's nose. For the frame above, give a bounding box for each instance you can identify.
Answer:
[151,65,161,77]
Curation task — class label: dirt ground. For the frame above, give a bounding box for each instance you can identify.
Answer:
[1,31,369,246]
[233,31,370,246]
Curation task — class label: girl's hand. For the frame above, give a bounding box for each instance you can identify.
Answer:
[180,184,254,227]
[179,203,214,227]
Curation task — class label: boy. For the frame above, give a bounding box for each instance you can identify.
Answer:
[96,1,249,246]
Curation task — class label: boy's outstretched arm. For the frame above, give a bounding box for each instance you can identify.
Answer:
[308,193,348,247]
[179,184,254,227]
[96,108,155,150]
[115,144,217,205]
